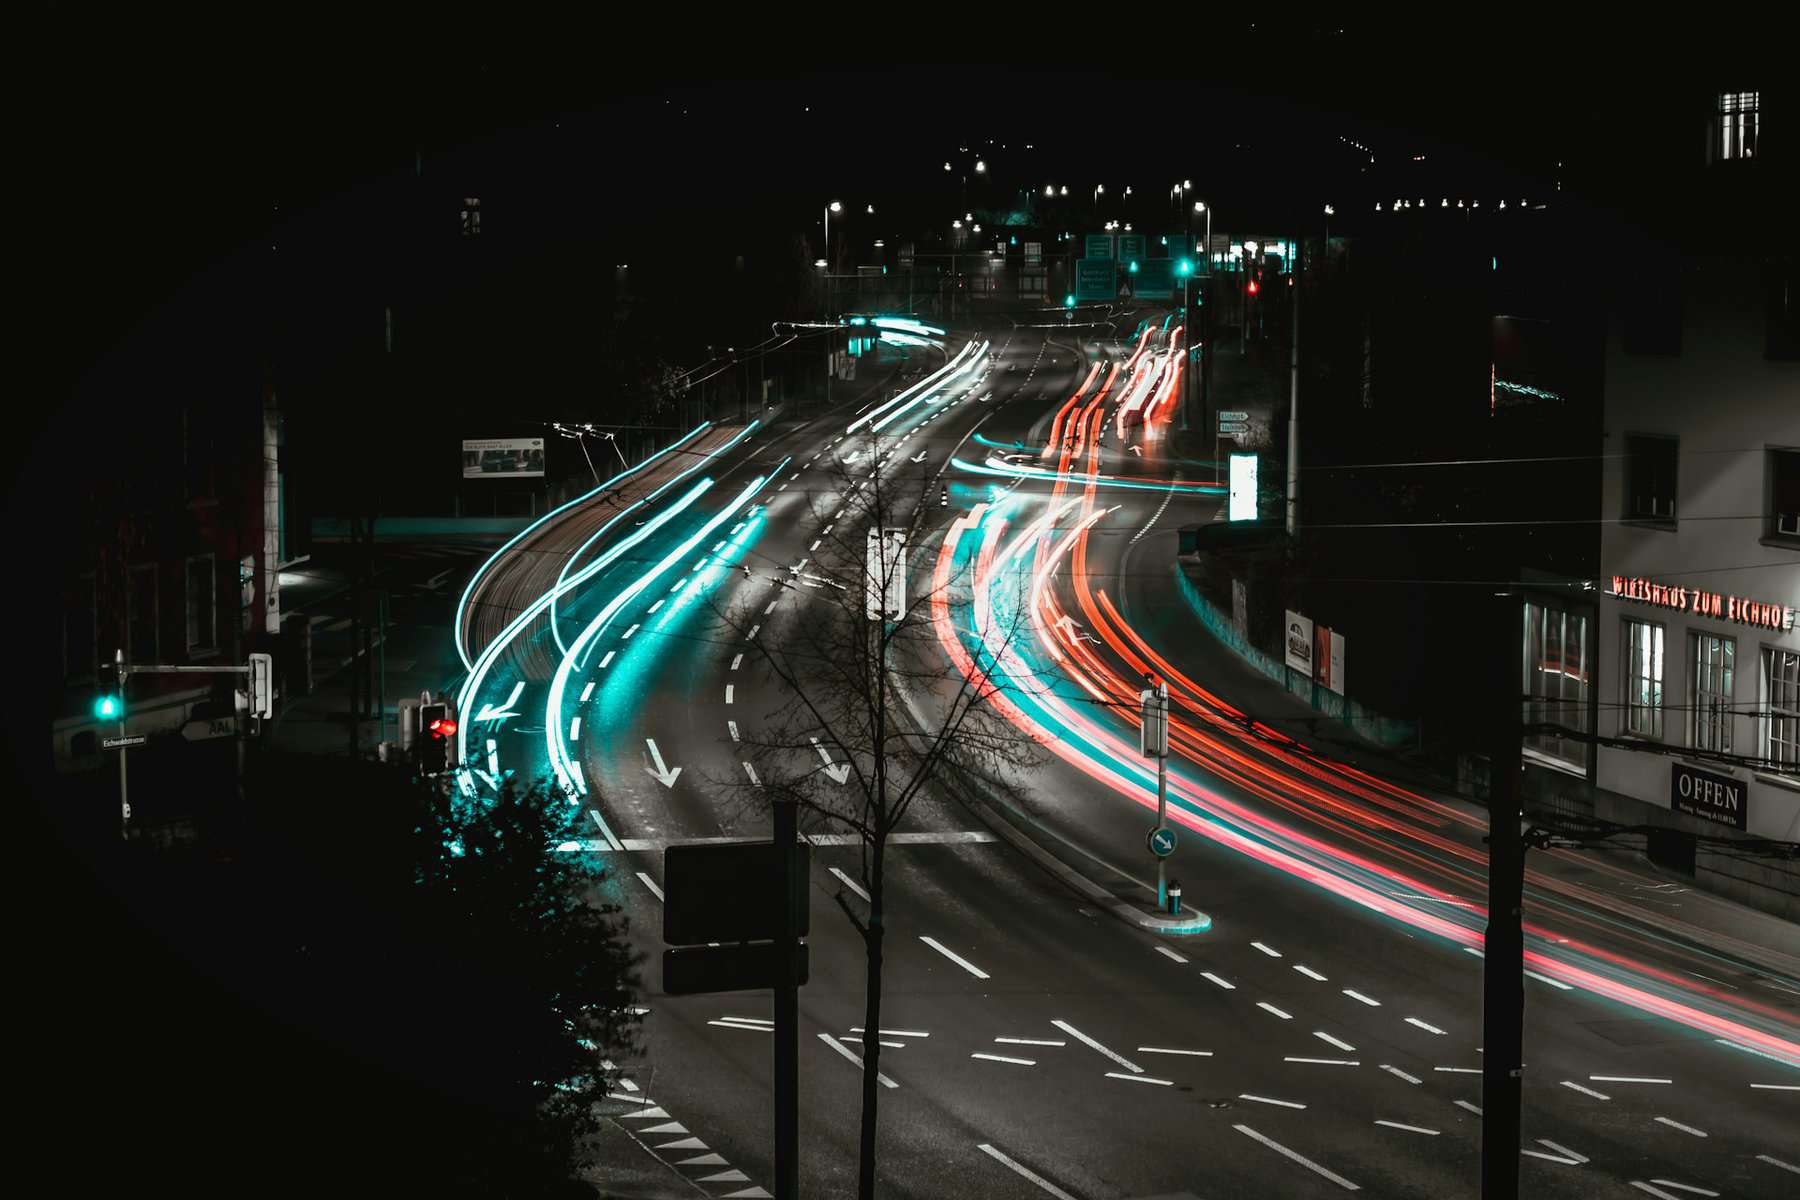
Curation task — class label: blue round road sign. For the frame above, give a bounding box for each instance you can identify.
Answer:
[1148,827,1177,857]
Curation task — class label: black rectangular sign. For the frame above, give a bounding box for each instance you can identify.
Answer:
[1670,761,1748,831]
[663,839,811,946]
[662,941,810,996]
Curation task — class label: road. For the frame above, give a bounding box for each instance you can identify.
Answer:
[455,313,1800,1199]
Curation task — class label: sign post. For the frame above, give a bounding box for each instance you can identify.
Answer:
[1140,678,1172,908]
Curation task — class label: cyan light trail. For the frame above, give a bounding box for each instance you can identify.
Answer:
[453,421,714,671]
[954,454,1224,494]
[870,342,989,433]
[545,471,775,799]
[847,341,979,434]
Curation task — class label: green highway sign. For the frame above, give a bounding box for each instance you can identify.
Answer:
[1218,410,1249,421]
[1085,233,1115,259]
[1117,234,1147,263]
[1075,257,1116,302]
[1219,421,1251,434]
[1136,258,1177,296]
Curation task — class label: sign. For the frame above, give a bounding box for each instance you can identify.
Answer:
[1671,761,1747,831]
[1139,685,1169,757]
[1284,610,1314,677]
[1085,233,1114,259]
[1611,576,1794,632]
[1314,627,1345,695]
[462,437,545,480]
[1328,630,1346,696]
[1075,257,1116,302]
[1228,454,1258,521]
[1219,410,1249,421]
[663,839,811,946]
[1136,258,1176,297]
[866,528,908,620]
[1117,234,1147,264]
[102,734,148,749]
[663,941,810,995]
[182,717,237,741]
[1218,421,1250,434]
[1148,827,1177,857]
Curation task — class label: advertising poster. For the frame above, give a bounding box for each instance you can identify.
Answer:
[1284,610,1314,677]
[1328,630,1346,696]
[1315,624,1333,691]
[462,437,545,479]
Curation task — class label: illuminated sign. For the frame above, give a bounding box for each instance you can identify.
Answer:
[1610,576,1795,632]
[1228,454,1257,521]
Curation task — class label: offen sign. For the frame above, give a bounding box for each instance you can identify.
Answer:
[1670,761,1747,831]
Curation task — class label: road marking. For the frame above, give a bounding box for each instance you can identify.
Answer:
[1537,1139,1589,1164]
[1252,941,1283,957]
[1560,1080,1611,1099]
[710,1020,771,1032]
[1652,1116,1707,1137]
[1294,965,1329,981]
[725,685,735,704]
[1257,1002,1293,1020]
[724,1016,773,1026]
[1592,1076,1671,1084]
[1627,1185,1694,1200]
[1374,1120,1439,1135]
[815,1032,897,1087]
[1379,1064,1422,1084]
[1522,1150,1581,1165]
[730,654,743,671]
[599,650,616,669]
[621,1104,668,1118]
[972,1053,1035,1066]
[1756,1154,1800,1175]
[1239,1094,1306,1109]
[1201,971,1236,990]
[647,600,664,614]
[569,717,581,741]
[1750,1083,1800,1090]
[1155,945,1188,963]
[920,936,990,980]
[728,721,740,741]
[748,624,761,640]
[1106,1072,1173,1086]
[976,1143,1080,1200]
[1715,1037,1800,1066]
[655,1136,708,1151]
[1436,1067,1481,1074]
[763,601,777,615]
[623,623,639,639]
[1343,989,1381,1007]
[828,866,868,902]
[810,540,822,552]
[997,1038,1066,1047]
[1233,1124,1360,1191]
[1525,969,1573,990]
[1405,1017,1447,1035]
[850,1027,929,1038]
[842,1035,905,1049]
[1052,1020,1142,1074]
[636,872,664,901]
[588,809,625,852]
[1137,1046,1212,1056]
[1647,1183,1718,1197]
[1286,1057,1360,1066]
[1314,1032,1357,1052]
[580,682,596,703]
[742,761,760,786]
[1455,1100,1483,1116]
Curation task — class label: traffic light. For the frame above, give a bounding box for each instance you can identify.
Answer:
[1065,294,1075,307]
[1247,279,1259,295]
[94,659,123,721]
[418,702,456,776]
[1177,258,1193,277]
[1128,260,1139,274]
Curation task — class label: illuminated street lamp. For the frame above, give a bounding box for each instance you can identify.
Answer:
[974,159,987,173]
[824,199,842,266]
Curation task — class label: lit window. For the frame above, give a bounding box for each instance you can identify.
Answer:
[1764,647,1800,771]
[1718,92,1758,161]
[1690,632,1736,753]
[1524,600,1591,770]
[1622,619,1663,739]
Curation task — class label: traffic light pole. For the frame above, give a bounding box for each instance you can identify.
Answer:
[116,649,129,840]
[774,795,800,1200]
[1482,592,1525,1200]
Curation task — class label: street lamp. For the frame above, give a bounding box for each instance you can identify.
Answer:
[974,159,986,174]
[1094,183,1104,214]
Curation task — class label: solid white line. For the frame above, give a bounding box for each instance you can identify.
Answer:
[1627,1185,1683,1200]
[588,809,624,852]
[997,1038,1066,1047]
[1455,1100,1483,1116]
[920,936,990,980]
[976,1143,1080,1200]
[1052,1020,1143,1074]
[1294,965,1329,981]
[1537,1139,1589,1164]
[1750,1083,1800,1090]
[1715,1037,1800,1066]
[1525,969,1573,990]
[828,866,868,902]
[815,1033,897,1088]
[1314,1032,1357,1052]
[598,650,616,669]
[579,682,596,703]
[1521,1150,1581,1164]
[1138,1047,1212,1057]
[1238,1094,1306,1109]
[850,1028,930,1038]
[1374,1120,1439,1135]
[1286,1057,1360,1066]
[1406,1017,1447,1035]
[1233,1124,1360,1191]
[1653,1116,1707,1137]
[711,1020,772,1032]
[728,721,740,742]
[1561,1080,1611,1099]
[730,653,743,670]
[742,761,760,786]
[1647,1183,1719,1197]
[1202,972,1236,990]
[973,1053,1035,1066]
[842,1035,905,1049]
[1379,1065,1422,1085]
[1343,989,1381,1007]
[1155,945,1188,963]
[1436,1067,1481,1074]
[1252,941,1283,957]
[725,685,735,704]
[1592,1076,1671,1084]
[635,872,664,901]
[1757,1154,1800,1175]
[1106,1072,1173,1086]
[1257,1002,1293,1020]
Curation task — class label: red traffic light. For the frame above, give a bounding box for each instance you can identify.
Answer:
[429,717,458,738]
[1247,280,1259,295]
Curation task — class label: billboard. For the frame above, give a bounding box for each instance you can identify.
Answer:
[1314,626,1346,695]
[1284,610,1314,677]
[463,437,545,479]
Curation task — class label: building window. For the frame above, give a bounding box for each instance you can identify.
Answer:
[1768,448,1800,545]
[461,196,481,237]
[1718,92,1759,161]
[186,554,216,653]
[127,563,158,664]
[65,574,96,682]
[1622,619,1664,739]
[1690,632,1736,753]
[1524,600,1592,770]
[1625,435,1678,526]
[1764,648,1800,772]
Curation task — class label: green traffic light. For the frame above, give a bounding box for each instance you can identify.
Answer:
[95,694,121,719]
[1065,295,1075,307]
[1177,259,1193,276]
[1128,261,1139,273]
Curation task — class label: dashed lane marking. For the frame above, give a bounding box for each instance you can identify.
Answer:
[1252,942,1283,957]
[1455,1100,1483,1116]
[1155,945,1188,963]
[921,936,991,980]
[1537,1139,1589,1164]
[743,761,760,786]
[1257,1002,1293,1020]
[972,1053,1036,1066]
[1652,1117,1707,1137]
[1201,972,1236,990]
[1314,1032,1356,1052]
[828,866,868,902]
[1286,1057,1360,1067]
[1374,1120,1439,1135]
[1405,1017,1447,1035]
[1343,989,1381,1007]
[1138,1047,1212,1057]
[997,1038,1065,1047]
[1106,1072,1173,1086]
[816,1032,897,1088]
[1238,1094,1306,1109]
[1294,965,1329,981]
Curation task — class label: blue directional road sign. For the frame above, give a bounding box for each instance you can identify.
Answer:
[1148,827,1177,857]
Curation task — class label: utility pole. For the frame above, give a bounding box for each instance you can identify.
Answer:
[774,794,800,1199]
[1482,589,1525,1199]
[1286,234,1301,537]
[116,647,129,839]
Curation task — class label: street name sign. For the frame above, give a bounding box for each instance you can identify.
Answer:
[1218,421,1250,434]
[102,735,148,749]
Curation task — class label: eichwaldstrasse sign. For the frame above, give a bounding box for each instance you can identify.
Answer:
[1610,576,1795,632]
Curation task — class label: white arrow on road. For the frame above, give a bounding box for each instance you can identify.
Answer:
[475,680,526,724]
[811,737,852,784]
[910,451,928,463]
[1128,444,1143,456]
[645,739,682,788]
[1054,615,1083,636]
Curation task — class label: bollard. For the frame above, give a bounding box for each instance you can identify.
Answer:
[1168,881,1183,916]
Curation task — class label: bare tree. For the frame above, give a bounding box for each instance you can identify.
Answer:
[709,428,1042,1199]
